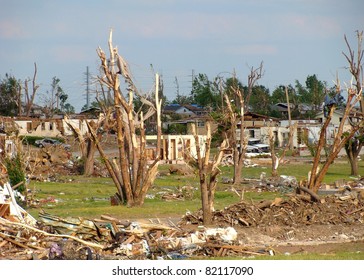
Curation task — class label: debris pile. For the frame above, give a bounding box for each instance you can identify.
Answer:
[2,178,364,260]
[0,210,271,260]
[154,185,195,201]
[25,146,76,181]
[180,193,364,228]
[168,164,195,176]
[220,154,259,168]
[27,146,71,170]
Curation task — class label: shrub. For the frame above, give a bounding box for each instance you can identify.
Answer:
[4,153,25,192]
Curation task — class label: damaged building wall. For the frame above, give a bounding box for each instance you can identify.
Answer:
[14,117,95,138]
[15,119,62,138]
[146,135,207,162]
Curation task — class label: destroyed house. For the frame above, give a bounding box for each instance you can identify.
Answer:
[237,112,279,140]
[163,104,208,119]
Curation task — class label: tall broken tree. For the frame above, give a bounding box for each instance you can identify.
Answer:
[223,86,246,185]
[23,63,39,117]
[307,78,363,194]
[307,31,364,193]
[268,122,297,177]
[342,30,364,176]
[223,64,263,184]
[269,86,297,177]
[191,121,227,225]
[89,30,162,207]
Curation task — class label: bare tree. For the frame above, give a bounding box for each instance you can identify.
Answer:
[268,122,297,177]
[23,63,39,117]
[89,30,162,207]
[224,86,246,185]
[223,64,263,184]
[342,30,364,176]
[191,121,227,225]
[308,78,363,194]
[269,86,297,177]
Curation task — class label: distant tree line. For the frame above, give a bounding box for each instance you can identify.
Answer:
[168,73,335,119]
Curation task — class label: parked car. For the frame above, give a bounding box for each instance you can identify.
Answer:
[248,138,270,153]
[34,138,71,150]
[248,138,261,146]
[246,145,262,154]
[253,143,270,153]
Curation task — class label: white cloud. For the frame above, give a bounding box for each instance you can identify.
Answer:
[226,44,278,55]
[0,20,27,39]
[281,14,342,38]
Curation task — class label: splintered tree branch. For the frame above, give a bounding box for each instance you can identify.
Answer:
[23,62,39,117]
[245,61,264,112]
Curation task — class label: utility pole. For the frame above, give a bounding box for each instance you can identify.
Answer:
[174,76,180,103]
[85,66,90,109]
[191,69,195,98]
[285,86,294,150]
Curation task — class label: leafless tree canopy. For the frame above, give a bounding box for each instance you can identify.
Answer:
[91,30,162,207]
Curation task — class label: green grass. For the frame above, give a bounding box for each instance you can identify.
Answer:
[24,158,364,260]
[26,158,364,220]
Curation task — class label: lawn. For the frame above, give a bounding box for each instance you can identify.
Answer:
[26,157,363,220]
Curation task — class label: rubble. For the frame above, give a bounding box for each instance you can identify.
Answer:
[168,164,195,176]
[155,185,195,201]
[2,177,364,260]
[220,154,259,168]
[0,182,36,225]
[180,191,364,228]
[0,202,271,260]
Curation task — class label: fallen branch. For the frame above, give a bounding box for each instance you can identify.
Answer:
[297,186,321,202]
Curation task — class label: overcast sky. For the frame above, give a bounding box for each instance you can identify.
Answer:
[0,0,363,112]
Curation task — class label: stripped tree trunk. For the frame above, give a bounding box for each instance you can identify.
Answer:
[226,65,263,184]
[92,30,162,207]
[343,31,364,175]
[308,32,364,195]
[24,63,39,117]
[224,87,246,185]
[191,122,227,225]
[345,130,364,176]
[64,116,101,176]
[268,122,297,177]
[308,85,362,194]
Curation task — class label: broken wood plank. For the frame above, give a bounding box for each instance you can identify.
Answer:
[0,232,31,249]
[203,243,266,256]
[122,234,136,245]
[0,240,8,248]
[238,218,250,226]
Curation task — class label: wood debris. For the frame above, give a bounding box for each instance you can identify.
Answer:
[180,192,364,228]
